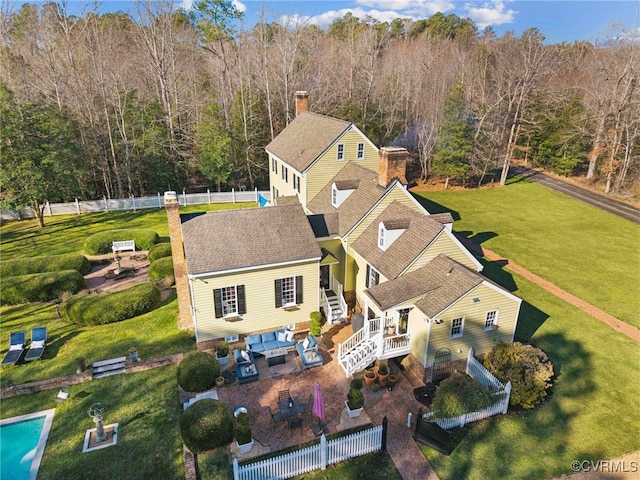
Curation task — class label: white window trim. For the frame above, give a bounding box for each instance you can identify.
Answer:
[293,174,300,192]
[368,265,380,288]
[331,184,338,207]
[221,285,238,318]
[281,276,296,307]
[282,166,288,182]
[484,310,499,331]
[272,158,277,173]
[357,142,364,160]
[450,317,464,338]
[225,334,239,343]
[337,143,345,161]
[378,224,385,249]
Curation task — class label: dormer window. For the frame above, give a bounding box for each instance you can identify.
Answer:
[378,219,409,251]
[337,144,345,161]
[331,180,358,208]
[357,142,364,160]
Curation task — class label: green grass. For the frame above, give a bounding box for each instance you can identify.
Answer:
[0,366,185,480]
[422,265,640,479]
[413,180,640,327]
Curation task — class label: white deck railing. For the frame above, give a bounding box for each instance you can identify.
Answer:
[233,426,383,480]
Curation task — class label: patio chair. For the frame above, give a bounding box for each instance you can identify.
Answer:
[288,413,304,437]
[278,389,291,404]
[1,331,26,365]
[268,406,283,424]
[25,326,47,362]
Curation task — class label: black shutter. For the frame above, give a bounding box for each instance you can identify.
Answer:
[213,289,223,318]
[237,285,246,314]
[295,276,303,304]
[275,279,283,308]
[366,264,371,288]
[373,269,379,286]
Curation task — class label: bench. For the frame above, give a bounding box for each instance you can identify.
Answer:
[112,240,135,253]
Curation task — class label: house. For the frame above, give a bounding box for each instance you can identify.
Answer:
[165,92,521,379]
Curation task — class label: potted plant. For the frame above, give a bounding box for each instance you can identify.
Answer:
[215,376,225,388]
[377,362,389,386]
[363,368,377,386]
[216,341,229,367]
[309,311,322,339]
[234,412,253,453]
[345,386,364,418]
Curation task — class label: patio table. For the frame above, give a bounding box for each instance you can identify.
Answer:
[277,397,304,419]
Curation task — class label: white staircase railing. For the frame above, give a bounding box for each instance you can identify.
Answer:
[334,277,348,321]
[320,289,334,324]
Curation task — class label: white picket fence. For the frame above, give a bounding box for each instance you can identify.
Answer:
[0,189,270,221]
[423,347,511,430]
[233,425,383,480]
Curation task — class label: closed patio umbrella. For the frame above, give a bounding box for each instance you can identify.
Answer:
[312,382,326,434]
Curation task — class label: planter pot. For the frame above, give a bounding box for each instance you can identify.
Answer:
[388,374,399,385]
[236,439,254,454]
[215,376,225,388]
[217,355,229,367]
[363,371,377,386]
[376,369,389,385]
[345,400,363,419]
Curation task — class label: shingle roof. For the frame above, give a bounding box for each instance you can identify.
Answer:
[181,204,321,275]
[364,254,483,314]
[352,201,446,279]
[265,112,351,173]
[307,162,387,237]
[307,213,340,238]
[429,212,454,224]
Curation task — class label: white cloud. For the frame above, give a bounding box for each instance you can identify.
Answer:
[303,7,414,29]
[180,0,246,14]
[464,1,516,29]
[355,0,455,16]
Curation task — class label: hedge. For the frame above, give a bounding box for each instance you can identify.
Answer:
[148,242,172,262]
[148,257,175,282]
[432,373,499,418]
[179,399,234,453]
[60,282,162,325]
[177,351,220,393]
[0,254,91,277]
[0,270,86,305]
[83,229,159,255]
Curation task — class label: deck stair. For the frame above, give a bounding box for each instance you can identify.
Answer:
[92,356,127,379]
[325,292,346,323]
[339,338,378,376]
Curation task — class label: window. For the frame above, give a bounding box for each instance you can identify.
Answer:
[484,310,499,330]
[331,184,338,207]
[282,166,288,182]
[337,144,345,161]
[275,276,303,308]
[366,264,379,288]
[378,224,385,248]
[225,334,239,343]
[213,285,246,318]
[450,317,464,338]
[272,158,278,173]
[398,308,410,334]
[357,142,364,160]
[272,186,279,200]
[293,174,300,193]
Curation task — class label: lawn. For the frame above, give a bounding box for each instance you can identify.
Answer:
[420,257,640,479]
[0,366,184,480]
[412,180,640,328]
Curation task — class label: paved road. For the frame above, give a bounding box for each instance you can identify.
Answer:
[512,167,640,224]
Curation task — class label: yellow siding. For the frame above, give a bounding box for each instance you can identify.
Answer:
[269,155,303,203]
[352,251,389,310]
[190,261,319,342]
[318,239,345,284]
[408,309,430,364]
[424,283,521,365]
[406,232,479,273]
[306,129,377,202]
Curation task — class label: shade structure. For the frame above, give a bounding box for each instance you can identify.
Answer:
[312,382,325,420]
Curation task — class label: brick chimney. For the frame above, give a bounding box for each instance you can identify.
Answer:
[295,91,309,116]
[378,147,408,188]
[164,191,193,331]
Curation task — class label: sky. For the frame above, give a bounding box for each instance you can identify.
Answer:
[10,0,640,44]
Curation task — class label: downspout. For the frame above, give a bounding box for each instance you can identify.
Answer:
[189,277,199,343]
[424,317,432,368]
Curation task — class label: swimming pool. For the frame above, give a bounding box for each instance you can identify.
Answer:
[0,409,56,480]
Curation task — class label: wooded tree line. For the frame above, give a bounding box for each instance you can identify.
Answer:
[1,0,638,226]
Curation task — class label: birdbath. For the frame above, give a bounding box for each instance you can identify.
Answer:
[88,403,106,442]
[113,254,122,275]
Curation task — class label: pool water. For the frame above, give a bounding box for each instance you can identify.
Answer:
[1,409,55,480]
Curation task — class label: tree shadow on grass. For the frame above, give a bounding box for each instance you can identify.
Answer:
[411,194,461,220]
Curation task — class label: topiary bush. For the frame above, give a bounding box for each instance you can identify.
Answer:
[148,242,172,262]
[234,412,252,445]
[60,282,161,325]
[347,387,364,410]
[483,341,554,409]
[148,256,175,283]
[432,373,499,418]
[0,270,86,305]
[83,229,159,255]
[177,351,220,393]
[1,254,91,277]
[179,399,234,453]
[309,311,322,337]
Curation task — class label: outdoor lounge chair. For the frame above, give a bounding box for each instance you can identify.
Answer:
[1,330,26,365]
[25,326,47,361]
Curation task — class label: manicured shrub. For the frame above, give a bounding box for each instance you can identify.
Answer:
[83,229,159,255]
[350,378,363,390]
[432,373,499,418]
[234,412,252,445]
[148,242,172,262]
[0,270,86,305]
[179,399,234,453]
[177,351,220,393]
[60,282,161,325]
[148,257,175,283]
[309,311,322,337]
[0,254,91,277]
[347,387,364,410]
[483,341,554,409]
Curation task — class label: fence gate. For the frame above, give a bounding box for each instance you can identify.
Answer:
[432,348,453,382]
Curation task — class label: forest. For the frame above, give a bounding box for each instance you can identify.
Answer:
[1,0,638,221]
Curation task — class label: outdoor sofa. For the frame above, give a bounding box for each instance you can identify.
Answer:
[245,329,296,355]
[295,333,323,369]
